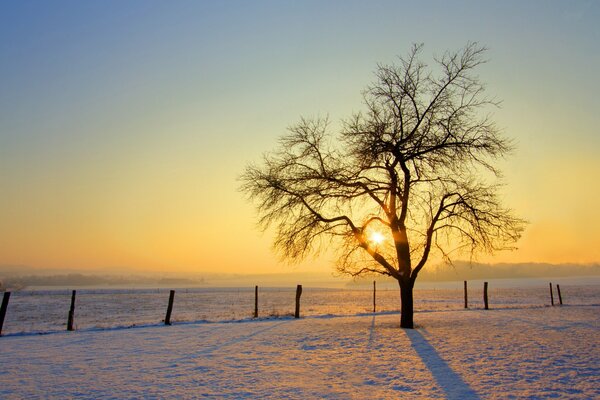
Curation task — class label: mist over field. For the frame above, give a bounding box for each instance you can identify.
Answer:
[2,262,599,290]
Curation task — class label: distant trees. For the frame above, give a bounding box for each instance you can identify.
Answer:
[241,43,525,328]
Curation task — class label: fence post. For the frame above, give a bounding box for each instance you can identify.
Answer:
[295,284,302,318]
[549,282,554,306]
[483,282,489,310]
[464,281,468,309]
[556,284,563,305]
[0,292,10,336]
[254,285,259,318]
[373,281,376,313]
[165,290,175,325]
[67,290,76,331]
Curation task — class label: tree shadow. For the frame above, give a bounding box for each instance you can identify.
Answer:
[406,328,480,400]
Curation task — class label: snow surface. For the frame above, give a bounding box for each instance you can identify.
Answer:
[1,306,598,399]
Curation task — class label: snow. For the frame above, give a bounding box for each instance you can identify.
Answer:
[5,281,599,335]
[1,305,598,399]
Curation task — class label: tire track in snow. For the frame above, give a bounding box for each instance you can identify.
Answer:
[362,315,397,390]
[171,320,291,365]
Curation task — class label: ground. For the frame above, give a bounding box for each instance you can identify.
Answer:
[1,306,598,399]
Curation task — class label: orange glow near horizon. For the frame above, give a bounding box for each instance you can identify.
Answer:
[1,2,599,276]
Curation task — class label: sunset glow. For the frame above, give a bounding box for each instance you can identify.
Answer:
[369,231,386,246]
[0,1,599,277]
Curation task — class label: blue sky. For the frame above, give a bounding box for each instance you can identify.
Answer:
[1,0,599,274]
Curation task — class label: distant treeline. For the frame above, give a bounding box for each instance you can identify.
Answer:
[418,262,600,281]
[344,262,600,287]
[0,273,203,290]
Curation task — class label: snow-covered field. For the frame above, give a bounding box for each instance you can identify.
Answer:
[1,305,598,399]
[3,279,599,335]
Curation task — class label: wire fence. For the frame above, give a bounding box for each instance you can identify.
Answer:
[1,282,599,336]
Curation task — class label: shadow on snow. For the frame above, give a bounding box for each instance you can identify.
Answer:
[406,328,480,400]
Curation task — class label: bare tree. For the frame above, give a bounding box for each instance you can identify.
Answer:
[240,43,526,328]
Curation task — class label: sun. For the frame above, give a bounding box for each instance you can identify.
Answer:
[369,231,385,245]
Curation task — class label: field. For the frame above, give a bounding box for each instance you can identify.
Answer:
[1,303,598,399]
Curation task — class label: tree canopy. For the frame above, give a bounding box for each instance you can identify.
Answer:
[241,43,526,327]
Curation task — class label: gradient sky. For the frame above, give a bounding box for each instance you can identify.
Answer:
[1,0,599,276]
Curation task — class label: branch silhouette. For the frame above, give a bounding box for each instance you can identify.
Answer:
[241,43,526,328]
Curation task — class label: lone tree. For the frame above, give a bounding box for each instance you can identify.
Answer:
[241,43,526,328]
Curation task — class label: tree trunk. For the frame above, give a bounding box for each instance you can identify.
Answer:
[399,278,414,329]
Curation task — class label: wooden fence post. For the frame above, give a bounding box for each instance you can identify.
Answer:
[165,290,175,325]
[483,282,489,310]
[254,285,259,318]
[295,284,302,318]
[67,290,76,331]
[0,292,10,336]
[556,284,563,305]
[549,282,554,306]
[373,281,376,313]
[464,281,468,309]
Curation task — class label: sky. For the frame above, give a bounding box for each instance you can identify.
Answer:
[1,0,599,277]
